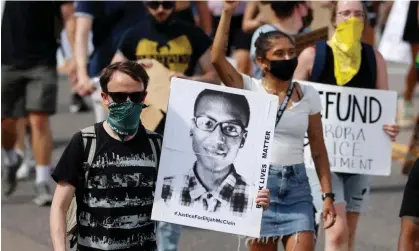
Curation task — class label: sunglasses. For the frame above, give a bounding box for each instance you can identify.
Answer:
[107,91,147,104]
[146,1,175,10]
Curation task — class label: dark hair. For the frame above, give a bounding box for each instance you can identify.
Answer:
[330,1,368,26]
[270,1,305,19]
[254,30,296,59]
[100,61,150,93]
[193,89,251,127]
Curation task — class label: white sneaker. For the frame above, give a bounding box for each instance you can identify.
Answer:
[398,98,414,128]
[16,160,35,180]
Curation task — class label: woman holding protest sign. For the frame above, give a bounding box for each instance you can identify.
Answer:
[212,1,336,250]
[294,1,400,251]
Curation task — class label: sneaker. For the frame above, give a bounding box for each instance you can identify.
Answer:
[33,182,53,206]
[398,98,414,128]
[16,161,35,180]
[3,153,23,196]
[69,93,90,113]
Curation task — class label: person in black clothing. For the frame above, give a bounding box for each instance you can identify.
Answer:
[112,0,219,87]
[1,1,75,205]
[398,157,419,251]
[50,61,163,251]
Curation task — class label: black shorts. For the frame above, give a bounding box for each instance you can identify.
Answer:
[211,15,252,55]
[1,65,58,118]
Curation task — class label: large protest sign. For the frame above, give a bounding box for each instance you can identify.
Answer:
[299,81,397,176]
[151,78,278,237]
[378,0,411,65]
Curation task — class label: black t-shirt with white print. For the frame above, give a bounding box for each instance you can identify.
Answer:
[52,122,161,251]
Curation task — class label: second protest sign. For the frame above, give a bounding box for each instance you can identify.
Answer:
[300,81,397,176]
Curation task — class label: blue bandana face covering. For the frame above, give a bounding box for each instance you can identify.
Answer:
[106,100,143,141]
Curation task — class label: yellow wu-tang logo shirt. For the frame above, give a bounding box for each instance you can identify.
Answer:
[136,35,192,74]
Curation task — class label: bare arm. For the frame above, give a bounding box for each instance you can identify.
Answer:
[60,3,76,51]
[192,49,220,84]
[307,113,333,194]
[50,181,76,251]
[195,1,213,35]
[293,47,316,81]
[242,2,262,33]
[211,4,244,89]
[374,49,389,90]
[75,16,93,79]
[60,2,77,82]
[398,216,419,251]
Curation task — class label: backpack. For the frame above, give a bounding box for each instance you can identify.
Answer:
[309,40,377,85]
[65,125,162,248]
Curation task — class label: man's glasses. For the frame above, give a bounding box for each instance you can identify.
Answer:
[146,1,175,10]
[107,91,147,104]
[194,116,246,138]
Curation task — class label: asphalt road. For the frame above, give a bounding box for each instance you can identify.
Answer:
[1,61,417,251]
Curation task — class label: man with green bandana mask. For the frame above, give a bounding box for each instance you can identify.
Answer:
[106,98,144,141]
[50,61,163,251]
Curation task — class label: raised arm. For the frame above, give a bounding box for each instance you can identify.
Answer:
[211,1,244,89]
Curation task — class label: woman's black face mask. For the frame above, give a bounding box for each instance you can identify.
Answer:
[267,57,299,81]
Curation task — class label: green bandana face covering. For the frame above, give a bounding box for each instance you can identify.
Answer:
[106,100,143,140]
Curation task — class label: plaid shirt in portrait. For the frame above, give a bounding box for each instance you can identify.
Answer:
[161,164,250,216]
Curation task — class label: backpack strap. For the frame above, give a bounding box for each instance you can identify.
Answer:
[146,131,162,173]
[67,125,97,248]
[309,40,328,82]
[81,125,97,187]
[362,42,377,87]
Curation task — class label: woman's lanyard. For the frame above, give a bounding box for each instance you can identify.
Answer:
[275,82,296,127]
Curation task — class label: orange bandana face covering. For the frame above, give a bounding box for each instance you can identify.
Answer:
[329,17,364,86]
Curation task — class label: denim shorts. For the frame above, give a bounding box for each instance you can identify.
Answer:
[308,170,371,224]
[250,163,316,241]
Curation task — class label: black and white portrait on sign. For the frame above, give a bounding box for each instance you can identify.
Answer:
[151,78,278,237]
[162,89,251,215]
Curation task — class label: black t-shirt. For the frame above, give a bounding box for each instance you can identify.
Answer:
[52,123,162,251]
[400,157,419,218]
[318,45,376,90]
[118,19,212,76]
[1,1,70,68]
